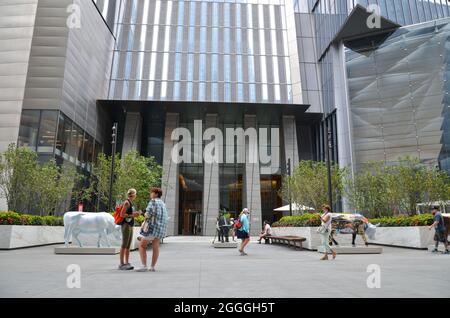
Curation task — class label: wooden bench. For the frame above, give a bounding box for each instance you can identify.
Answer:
[268,235,306,250]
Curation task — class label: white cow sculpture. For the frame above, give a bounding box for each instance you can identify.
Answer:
[64,212,122,247]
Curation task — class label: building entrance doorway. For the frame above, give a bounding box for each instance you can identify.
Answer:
[182,210,202,235]
[178,165,203,235]
[260,175,283,223]
[219,164,243,218]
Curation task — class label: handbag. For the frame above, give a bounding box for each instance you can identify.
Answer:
[140,201,156,236]
[317,225,328,234]
[317,212,330,234]
[140,216,155,236]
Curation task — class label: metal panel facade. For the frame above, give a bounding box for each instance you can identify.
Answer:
[0,0,38,153]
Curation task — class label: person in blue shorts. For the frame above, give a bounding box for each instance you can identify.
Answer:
[237,208,250,256]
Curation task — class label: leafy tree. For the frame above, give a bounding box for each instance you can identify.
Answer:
[345,157,450,217]
[344,161,392,217]
[0,144,82,215]
[395,157,428,214]
[384,166,404,215]
[33,162,80,216]
[88,151,162,211]
[393,157,450,214]
[282,160,345,212]
[115,151,162,210]
[0,144,38,212]
[85,153,120,210]
[32,161,60,216]
[71,172,92,210]
[423,167,450,209]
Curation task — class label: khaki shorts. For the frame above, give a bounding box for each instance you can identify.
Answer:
[121,223,133,249]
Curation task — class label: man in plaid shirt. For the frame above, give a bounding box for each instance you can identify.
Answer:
[136,187,168,272]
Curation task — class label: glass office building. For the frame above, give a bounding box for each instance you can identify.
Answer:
[2,0,450,232]
[100,0,319,236]
[110,0,293,104]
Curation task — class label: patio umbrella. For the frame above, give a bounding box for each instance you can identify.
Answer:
[273,204,315,212]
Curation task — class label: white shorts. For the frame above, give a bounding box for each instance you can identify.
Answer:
[137,235,156,242]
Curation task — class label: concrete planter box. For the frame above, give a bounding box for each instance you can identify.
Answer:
[0,225,141,250]
[271,227,322,250]
[0,225,65,249]
[271,227,354,250]
[367,226,435,249]
[272,226,436,250]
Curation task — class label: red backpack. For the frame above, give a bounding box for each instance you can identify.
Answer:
[113,204,125,225]
[233,217,242,230]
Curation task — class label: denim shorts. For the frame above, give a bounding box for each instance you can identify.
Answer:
[236,230,249,239]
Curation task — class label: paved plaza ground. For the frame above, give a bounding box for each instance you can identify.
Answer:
[0,236,449,298]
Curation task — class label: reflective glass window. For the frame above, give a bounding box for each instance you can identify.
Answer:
[18,110,40,150]
[37,111,57,154]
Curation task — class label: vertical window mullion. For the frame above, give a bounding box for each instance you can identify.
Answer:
[161,1,173,99]
[236,3,243,102]
[211,2,219,101]
[259,4,268,101]
[136,0,150,98]
[173,0,185,100]
[270,5,280,101]
[224,2,231,102]
[247,3,256,102]
[148,0,161,98]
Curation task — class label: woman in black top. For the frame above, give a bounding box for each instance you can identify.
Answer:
[119,189,140,270]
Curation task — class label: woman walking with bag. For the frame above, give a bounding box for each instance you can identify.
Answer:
[318,204,337,261]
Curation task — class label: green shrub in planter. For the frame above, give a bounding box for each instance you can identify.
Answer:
[0,211,63,226]
[135,215,145,226]
[272,213,321,227]
[0,212,21,225]
[41,215,64,226]
[272,213,435,228]
[370,214,434,227]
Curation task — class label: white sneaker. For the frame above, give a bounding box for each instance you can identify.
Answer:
[135,266,148,272]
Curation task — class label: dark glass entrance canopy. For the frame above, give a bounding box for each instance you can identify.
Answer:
[98,100,323,126]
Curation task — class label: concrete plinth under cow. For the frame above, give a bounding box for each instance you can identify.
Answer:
[213,242,238,248]
[54,247,120,255]
[317,246,383,254]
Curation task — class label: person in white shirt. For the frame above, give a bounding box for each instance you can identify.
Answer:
[258,220,272,244]
[319,204,337,261]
